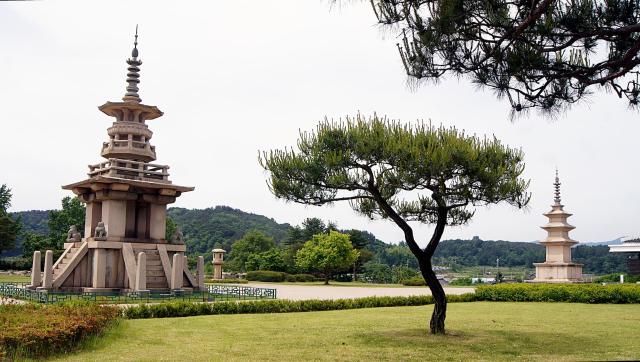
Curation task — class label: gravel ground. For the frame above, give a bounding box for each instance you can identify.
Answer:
[247,283,475,301]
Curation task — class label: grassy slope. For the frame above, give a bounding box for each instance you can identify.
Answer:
[52,302,640,361]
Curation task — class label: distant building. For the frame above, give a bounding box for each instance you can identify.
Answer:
[608,236,640,275]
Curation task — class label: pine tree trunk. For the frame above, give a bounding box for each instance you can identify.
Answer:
[419,259,447,334]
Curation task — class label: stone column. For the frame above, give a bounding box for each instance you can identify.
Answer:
[135,252,148,292]
[101,199,127,238]
[84,202,102,238]
[149,203,167,240]
[42,250,53,289]
[29,251,42,288]
[171,253,183,290]
[196,256,205,291]
[92,249,107,288]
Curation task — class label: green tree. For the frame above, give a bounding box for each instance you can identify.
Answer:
[295,231,359,284]
[21,196,84,259]
[261,114,529,334]
[165,216,178,240]
[0,184,22,254]
[245,248,287,272]
[368,0,640,116]
[47,196,85,249]
[229,230,276,272]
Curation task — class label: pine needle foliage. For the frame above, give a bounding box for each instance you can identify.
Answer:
[368,0,640,116]
[259,113,530,333]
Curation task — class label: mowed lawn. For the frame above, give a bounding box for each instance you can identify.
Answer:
[52,302,639,361]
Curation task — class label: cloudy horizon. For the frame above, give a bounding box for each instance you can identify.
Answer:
[1,1,638,246]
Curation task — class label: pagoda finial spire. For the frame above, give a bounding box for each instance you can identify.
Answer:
[554,168,561,205]
[123,25,142,103]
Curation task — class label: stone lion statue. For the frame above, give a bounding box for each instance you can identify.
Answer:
[170,228,184,245]
[67,225,82,242]
[94,222,107,239]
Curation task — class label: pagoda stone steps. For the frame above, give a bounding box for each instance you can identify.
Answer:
[52,247,80,276]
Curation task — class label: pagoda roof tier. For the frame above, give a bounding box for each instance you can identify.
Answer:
[63,176,193,196]
[541,222,575,230]
[543,209,573,217]
[99,102,163,122]
[539,237,579,245]
[533,261,583,266]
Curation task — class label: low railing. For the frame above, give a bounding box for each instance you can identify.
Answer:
[205,284,277,300]
[88,158,170,183]
[0,282,277,304]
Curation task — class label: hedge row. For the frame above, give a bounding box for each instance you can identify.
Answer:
[246,270,318,283]
[205,278,249,284]
[0,302,119,359]
[123,293,478,319]
[476,283,640,303]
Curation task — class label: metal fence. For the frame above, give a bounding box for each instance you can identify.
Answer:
[0,282,276,304]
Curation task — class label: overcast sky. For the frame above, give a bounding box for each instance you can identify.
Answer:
[1,1,638,246]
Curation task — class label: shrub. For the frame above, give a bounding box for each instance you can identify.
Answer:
[205,278,249,284]
[450,277,474,286]
[0,257,31,270]
[402,277,426,286]
[284,273,317,282]
[475,283,640,304]
[0,302,119,359]
[122,293,477,319]
[246,270,286,282]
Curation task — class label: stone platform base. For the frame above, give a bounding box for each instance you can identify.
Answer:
[533,262,583,283]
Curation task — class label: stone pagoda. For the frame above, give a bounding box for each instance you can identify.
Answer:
[29,31,205,293]
[533,170,583,283]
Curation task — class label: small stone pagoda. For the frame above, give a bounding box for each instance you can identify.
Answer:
[533,170,583,283]
[29,31,205,293]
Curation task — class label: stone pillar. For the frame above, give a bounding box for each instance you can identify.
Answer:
[149,203,167,240]
[84,202,102,238]
[102,199,127,238]
[92,249,107,288]
[135,252,148,292]
[212,249,225,280]
[196,256,205,291]
[42,250,53,289]
[171,253,183,290]
[29,251,42,288]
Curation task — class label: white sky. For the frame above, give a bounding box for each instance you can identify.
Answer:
[1,1,638,245]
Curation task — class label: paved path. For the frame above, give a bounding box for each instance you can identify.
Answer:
[247,283,474,301]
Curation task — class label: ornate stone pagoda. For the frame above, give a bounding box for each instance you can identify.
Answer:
[533,170,583,283]
[28,31,205,293]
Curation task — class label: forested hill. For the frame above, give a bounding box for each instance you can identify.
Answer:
[167,206,291,255]
[6,207,626,274]
[3,210,49,256]
[433,237,626,274]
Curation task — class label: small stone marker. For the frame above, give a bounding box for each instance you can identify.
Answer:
[42,250,53,289]
[171,253,183,290]
[135,252,148,292]
[196,256,205,290]
[29,251,42,288]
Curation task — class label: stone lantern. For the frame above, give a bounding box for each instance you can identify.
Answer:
[212,249,226,280]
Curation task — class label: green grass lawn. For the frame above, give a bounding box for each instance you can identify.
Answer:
[0,274,29,283]
[250,281,430,288]
[50,302,639,361]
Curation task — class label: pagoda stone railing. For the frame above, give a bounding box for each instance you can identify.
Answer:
[88,158,170,183]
